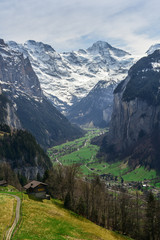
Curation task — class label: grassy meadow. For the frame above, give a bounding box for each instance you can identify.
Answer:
[0,194,16,239]
[13,194,131,240]
[122,166,157,181]
[48,128,104,172]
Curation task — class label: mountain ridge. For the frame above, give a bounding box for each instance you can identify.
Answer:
[8,39,135,114]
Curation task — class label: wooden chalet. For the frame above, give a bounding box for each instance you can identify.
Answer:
[24,180,49,199]
[0,180,8,187]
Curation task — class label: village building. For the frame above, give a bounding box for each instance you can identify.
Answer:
[24,180,49,199]
[0,180,8,187]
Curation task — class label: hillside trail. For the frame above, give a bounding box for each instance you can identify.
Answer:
[2,194,21,240]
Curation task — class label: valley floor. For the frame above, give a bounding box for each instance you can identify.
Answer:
[48,128,160,192]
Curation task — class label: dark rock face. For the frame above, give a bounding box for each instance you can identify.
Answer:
[0,91,21,129]
[68,80,117,127]
[108,50,160,170]
[0,39,7,46]
[0,39,83,148]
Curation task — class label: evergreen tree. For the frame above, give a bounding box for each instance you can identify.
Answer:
[64,192,72,210]
[145,192,156,240]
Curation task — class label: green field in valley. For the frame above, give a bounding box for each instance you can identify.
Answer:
[122,166,157,181]
[48,128,158,182]
[48,128,104,169]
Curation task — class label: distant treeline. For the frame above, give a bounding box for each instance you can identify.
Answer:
[45,165,160,240]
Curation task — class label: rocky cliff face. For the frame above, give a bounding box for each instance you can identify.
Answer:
[108,50,160,170]
[0,40,21,128]
[0,93,21,129]
[4,102,21,128]
[14,166,46,180]
[68,80,117,127]
[109,92,159,152]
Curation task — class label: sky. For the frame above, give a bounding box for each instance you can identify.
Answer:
[0,0,160,55]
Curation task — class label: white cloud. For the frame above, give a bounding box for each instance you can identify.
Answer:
[0,0,160,54]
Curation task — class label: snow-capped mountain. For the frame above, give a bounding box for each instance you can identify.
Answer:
[8,40,135,113]
[146,43,160,55]
[0,39,83,148]
[0,39,43,102]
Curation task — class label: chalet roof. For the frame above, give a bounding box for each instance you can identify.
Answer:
[23,180,47,190]
[0,180,7,185]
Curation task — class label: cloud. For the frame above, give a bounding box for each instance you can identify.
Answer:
[0,0,160,54]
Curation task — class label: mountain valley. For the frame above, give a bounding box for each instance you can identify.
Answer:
[1,36,160,240]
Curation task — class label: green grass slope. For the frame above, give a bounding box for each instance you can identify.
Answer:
[13,195,130,240]
[0,194,16,239]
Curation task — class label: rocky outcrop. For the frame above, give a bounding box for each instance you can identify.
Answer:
[68,80,117,127]
[107,50,160,170]
[4,102,21,129]
[14,166,46,180]
[0,93,21,129]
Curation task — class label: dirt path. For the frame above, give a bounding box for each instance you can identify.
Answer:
[5,194,21,240]
[56,158,62,165]
[85,164,93,172]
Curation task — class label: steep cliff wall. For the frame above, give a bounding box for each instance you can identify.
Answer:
[109,89,160,152]
[107,50,160,170]
[0,92,21,129]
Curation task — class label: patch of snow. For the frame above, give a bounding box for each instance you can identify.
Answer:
[152,62,160,72]
[147,44,160,55]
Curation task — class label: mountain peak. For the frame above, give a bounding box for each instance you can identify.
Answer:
[146,43,160,55]
[92,40,111,47]
[0,39,6,46]
[25,40,55,52]
[87,40,130,57]
[87,41,111,53]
